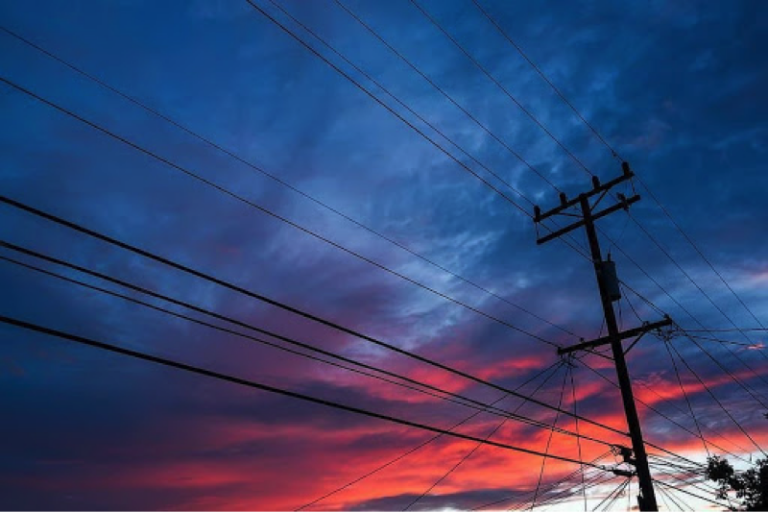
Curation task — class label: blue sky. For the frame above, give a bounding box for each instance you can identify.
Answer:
[1,0,767,509]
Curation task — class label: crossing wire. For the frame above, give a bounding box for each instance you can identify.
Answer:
[667,341,767,456]
[297,360,565,510]
[470,0,766,336]
[470,451,612,510]
[603,227,768,408]
[6,3,752,500]
[528,366,570,511]
[576,359,750,464]
[469,0,619,159]
[569,363,588,512]
[409,0,595,179]
[327,0,563,193]
[1,246,610,442]
[402,362,566,511]
[0,75,568,350]
[0,24,579,339]
[660,338,711,458]
[0,314,617,469]
[0,194,628,436]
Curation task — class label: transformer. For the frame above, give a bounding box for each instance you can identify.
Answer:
[599,258,622,302]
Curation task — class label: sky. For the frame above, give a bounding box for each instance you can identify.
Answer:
[1,0,767,510]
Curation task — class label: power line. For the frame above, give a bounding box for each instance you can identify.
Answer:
[470,0,766,340]
[469,0,620,159]
[667,340,766,456]
[238,1,534,218]
[529,366,569,510]
[577,359,750,464]
[1,246,607,440]
[0,75,564,349]
[409,0,595,179]
[661,338,711,458]
[327,0,562,193]
[0,195,627,435]
[296,360,565,510]
[254,0,598,264]
[653,478,727,509]
[470,451,612,510]
[0,24,579,340]
[0,314,617,469]
[569,363,588,512]
[402,362,566,511]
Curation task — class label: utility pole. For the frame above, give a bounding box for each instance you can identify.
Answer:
[533,162,671,511]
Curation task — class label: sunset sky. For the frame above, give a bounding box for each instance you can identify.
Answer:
[1,0,767,510]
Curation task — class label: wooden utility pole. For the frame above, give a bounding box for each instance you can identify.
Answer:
[533,162,671,511]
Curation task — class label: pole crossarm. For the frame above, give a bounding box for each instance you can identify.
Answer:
[558,317,673,356]
[533,161,634,223]
[536,195,640,245]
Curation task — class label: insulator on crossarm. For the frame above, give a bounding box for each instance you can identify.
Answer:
[592,176,601,189]
[559,192,568,206]
[622,161,631,176]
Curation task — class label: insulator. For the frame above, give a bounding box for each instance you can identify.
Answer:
[559,192,568,205]
[592,176,601,189]
[622,161,631,175]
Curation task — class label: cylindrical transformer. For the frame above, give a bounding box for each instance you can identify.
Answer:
[600,259,622,302]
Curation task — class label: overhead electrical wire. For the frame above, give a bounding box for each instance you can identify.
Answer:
[0,314,617,469]
[570,363,588,512]
[0,75,568,350]
[0,24,579,340]
[402,362,566,511]
[470,0,766,337]
[529,366,570,510]
[470,451,613,510]
[0,195,627,436]
[408,0,595,179]
[3,2,756,502]
[667,341,767,456]
[295,360,565,510]
[576,359,750,464]
[326,0,563,193]
[661,338,711,458]
[0,247,611,442]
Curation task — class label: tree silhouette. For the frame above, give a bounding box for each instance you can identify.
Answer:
[706,455,768,510]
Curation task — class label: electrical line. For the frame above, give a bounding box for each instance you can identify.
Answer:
[0,195,627,435]
[296,360,563,510]
[1,247,606,440]
[636,176,768,334]
[470,0,766,342]
[402,362,566,511]
[528,366,569,511]
[661,338,711,458]
[253,0,597,264]
[238,1,534,219]
[471,451,612,510]
[409,0,595,179]
[569,363,588,512]
[577,359,750,464]
[327,0,562,193]
[0,314,618,469]
[0,75,566,350]
[667,341,766,456]
[628,211,760,344]
[0,24,579,340]
[653,478,727,509]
